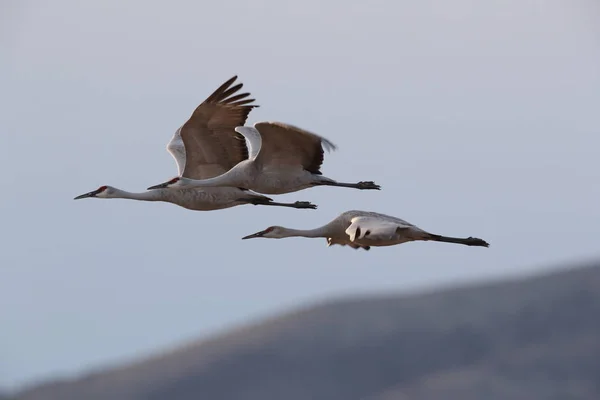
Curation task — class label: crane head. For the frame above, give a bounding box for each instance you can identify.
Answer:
[242,226,284,240]
[74,185,111,200]
[147,177,184,190]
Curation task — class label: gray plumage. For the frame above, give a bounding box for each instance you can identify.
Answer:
[147,122,381,195]
[74,76,316,210]
[242,210,490,251]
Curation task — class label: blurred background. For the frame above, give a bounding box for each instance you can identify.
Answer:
[2,0,599,399]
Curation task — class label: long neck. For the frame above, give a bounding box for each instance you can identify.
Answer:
[280,226,330,238]
[108,188,165,201]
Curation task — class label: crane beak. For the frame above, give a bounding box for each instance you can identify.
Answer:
[74,189,100,200]
[241,230,266,240]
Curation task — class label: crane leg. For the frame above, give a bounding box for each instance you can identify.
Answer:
[314,180,381,190]
[240,198,318,210]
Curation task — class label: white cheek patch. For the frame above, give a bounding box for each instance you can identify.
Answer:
[96,189,109,198]
[168,179,183,188]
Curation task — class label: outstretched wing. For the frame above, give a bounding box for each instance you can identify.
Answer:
[234,126,262,161]
[250,121,337,174]
[167,76,259,180]
[345,216,412,242]
[166,127,187,176]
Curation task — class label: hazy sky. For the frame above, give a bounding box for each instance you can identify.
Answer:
[2,0,599,391]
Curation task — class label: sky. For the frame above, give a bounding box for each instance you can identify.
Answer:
[2,0,600,391]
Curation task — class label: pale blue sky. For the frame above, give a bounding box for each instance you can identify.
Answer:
[2,0,600,391]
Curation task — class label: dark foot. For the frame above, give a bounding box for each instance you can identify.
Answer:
[357,181,381,190]
[293,201,317,209]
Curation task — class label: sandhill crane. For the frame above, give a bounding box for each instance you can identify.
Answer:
[146,122,382,195]
[241,210,489,251]
[73,185,315,210]
[74,76,316,211]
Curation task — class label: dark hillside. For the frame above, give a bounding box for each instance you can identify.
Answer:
[14,264,600,400]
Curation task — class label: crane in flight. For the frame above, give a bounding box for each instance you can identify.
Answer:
[241,210,489,251]
[147,121,381,195]
[75,76,316,211]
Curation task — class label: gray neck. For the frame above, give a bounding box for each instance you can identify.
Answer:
[280,226,330,238]
[108,188,165,201]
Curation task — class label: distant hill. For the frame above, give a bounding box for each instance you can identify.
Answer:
[13,263,600,400]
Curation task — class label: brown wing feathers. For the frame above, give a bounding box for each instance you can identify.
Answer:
[203,76,258,164]
[254,122,337,176]
[204,76,259,108]
[306,143,325,175]
[182,77,337,179]
[304,134,337,175]
[180,76,260,179]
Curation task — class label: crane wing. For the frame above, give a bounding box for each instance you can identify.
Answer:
[166,127,187,175]
[172,76,259,180]
[234,126,262,161]
[345,216,412,242]
[252,121,337,174]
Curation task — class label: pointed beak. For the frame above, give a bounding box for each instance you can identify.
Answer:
[241,230,267,240]
[74,190,99,200]
[147,182,169,190]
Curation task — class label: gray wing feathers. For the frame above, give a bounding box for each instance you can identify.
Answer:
[166,127,186,176]
[234,126,262,161]
[252,121,338,174]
